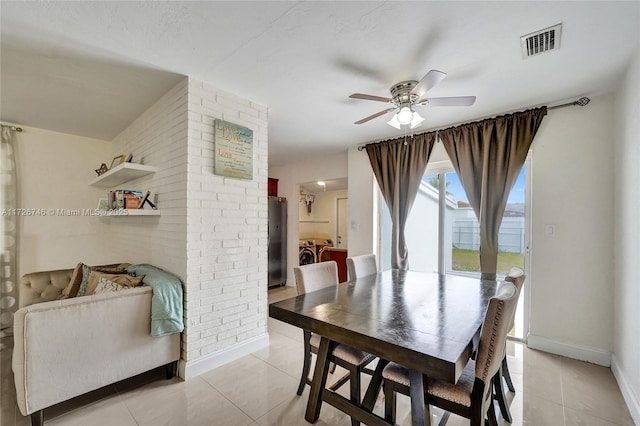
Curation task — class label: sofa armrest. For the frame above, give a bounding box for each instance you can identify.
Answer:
[12,286,180,416]
[19,268,73,308]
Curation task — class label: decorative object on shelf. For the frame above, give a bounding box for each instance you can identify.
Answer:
[108,189,147,210]
[124,190,143,209]
[109,155,126,170]
[139,190,157,210]
[125,153,133,163]
[213,118,253,180]
[94,163,109,176]
[97,198,109,210]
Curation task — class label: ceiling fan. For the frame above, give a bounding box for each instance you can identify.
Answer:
[349,70,476,130]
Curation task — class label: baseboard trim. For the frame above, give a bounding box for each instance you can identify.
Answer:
[179,333,270,380]
[527,334,611,366]
[611,354,640,425]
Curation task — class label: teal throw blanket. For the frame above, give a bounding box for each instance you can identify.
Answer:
[127,264,184,337]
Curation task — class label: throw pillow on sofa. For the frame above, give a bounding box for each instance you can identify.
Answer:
[75,264,94,297]
[63,262,84,297]
[93,277,133,294]
[85,271,144,296]
[68,263,131,297]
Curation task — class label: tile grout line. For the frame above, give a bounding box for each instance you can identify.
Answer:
[114,387,141,426]
[559,359,567,426]
[197,362,272,423]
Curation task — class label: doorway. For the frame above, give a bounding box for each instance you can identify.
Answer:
[297,178,348,265]
[336,197,348,248]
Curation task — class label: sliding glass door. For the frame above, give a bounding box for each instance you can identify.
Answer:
[378,159,529,340]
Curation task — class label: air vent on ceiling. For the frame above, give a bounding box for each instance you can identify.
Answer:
[521,23,562,58]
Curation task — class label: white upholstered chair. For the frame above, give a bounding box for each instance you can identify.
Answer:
[293,261,375,426]
[346,254,377,280]
[382,281,521,426]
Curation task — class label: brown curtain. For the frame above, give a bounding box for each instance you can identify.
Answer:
[366,133,436,270]
[439,107,547,280]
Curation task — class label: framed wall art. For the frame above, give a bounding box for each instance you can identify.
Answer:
[213,119,253,180]
[109,155,126,170]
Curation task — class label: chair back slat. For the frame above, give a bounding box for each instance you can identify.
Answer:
[346,254,377,280]
[294,261,339,295]
[475,281,520,383]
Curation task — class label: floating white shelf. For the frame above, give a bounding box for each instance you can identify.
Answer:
[124,209,160,216]
[90,163,158,187]
[97,209,160,216]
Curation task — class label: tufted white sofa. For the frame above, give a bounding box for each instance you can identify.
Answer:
[13,264,181,426]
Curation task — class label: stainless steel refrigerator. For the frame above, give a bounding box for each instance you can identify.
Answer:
[268,196,287,287]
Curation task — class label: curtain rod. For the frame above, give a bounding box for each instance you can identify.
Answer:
[356,97,590,151]
[1,123,24,132]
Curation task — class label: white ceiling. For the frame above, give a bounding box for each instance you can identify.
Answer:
[1,2,639,166]
[300,177,349,194]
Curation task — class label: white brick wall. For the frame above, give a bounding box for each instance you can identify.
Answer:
[106,76,268,375]
[184,78,268,362]
[109,78,189,281]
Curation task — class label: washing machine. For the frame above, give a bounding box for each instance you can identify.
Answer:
[299,241,317,265]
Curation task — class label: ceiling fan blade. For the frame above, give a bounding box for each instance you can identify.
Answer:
[418,96,477,107]
[411,70,447,98]
[349,93,392,103]
[354,108,396,124]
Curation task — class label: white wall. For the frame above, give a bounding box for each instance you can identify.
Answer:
[347,146,376,258]
[269,151,348,285]
[613,47,640,424]
[528,94,614,363]
[14,126,115,276]
[109,78,189,281]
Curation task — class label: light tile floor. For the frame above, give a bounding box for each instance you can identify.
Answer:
[0,286,634,426]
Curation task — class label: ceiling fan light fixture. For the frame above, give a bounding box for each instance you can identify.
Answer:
[397,106,413,125]
[409,112,425,129]
[387,113,401,129]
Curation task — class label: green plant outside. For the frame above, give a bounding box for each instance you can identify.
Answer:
[452,248,524,276]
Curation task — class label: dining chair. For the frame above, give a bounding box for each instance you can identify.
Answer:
[492,267,526,422]
[293,261,376,426]
[382,280,520,426]
[346,254,377,280]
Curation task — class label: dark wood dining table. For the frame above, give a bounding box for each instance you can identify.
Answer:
[268,269,498,426]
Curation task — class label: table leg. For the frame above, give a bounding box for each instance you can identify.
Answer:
[305,336,335,423]
[409,369,430,426]
[361,358,389,411]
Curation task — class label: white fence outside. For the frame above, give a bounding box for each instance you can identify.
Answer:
[381,184,526,273]
[452,210,525,254]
